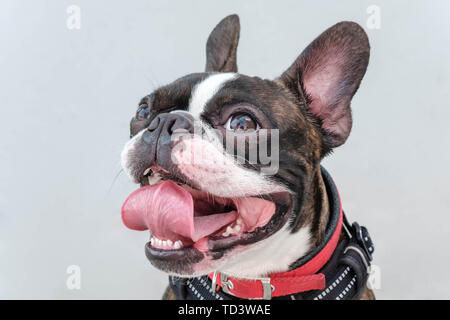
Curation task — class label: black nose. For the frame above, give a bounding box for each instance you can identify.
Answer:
[142,112,194,170]
[148,112,194,135]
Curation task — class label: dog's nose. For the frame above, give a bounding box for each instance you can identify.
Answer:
[148,112,194,135]
[142,112,194,171]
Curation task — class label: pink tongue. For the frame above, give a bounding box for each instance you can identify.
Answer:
[121,180,237,242]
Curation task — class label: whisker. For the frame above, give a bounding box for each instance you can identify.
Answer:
[107,169,124,195]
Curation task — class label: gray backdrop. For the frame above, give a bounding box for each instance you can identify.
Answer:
[1,0,449,299]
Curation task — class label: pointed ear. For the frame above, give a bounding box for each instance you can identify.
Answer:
[205,14,240,73]
[280,21,370,148]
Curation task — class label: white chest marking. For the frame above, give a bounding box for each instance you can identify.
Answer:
[219,224,312,278]
[188,73,238,119]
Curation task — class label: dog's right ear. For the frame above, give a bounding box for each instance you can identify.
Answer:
[205,14,240,73]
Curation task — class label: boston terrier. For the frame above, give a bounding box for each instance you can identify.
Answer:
[120,15,375,300]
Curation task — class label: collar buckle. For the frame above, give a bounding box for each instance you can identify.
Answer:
[249,277,273,300]
[351,222,374,261]
[210,271,219,293]
[211,271,273,300]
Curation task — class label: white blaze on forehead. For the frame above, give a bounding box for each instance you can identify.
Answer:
[188,72,238,118]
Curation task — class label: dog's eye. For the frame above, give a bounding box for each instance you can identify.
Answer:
[135,94,155,121]
[136,104,151,120]
[225,113,259,132]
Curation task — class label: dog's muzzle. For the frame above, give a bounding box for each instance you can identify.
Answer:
[140,112,194,172]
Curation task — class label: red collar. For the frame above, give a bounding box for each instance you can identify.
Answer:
[208,191,343,299]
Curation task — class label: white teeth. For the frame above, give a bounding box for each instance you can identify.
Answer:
[150,236,183,250]
[221,219,244,238]
[174,241,182,250]
[148,173,162,185]
[143,168,151,176]
[221,226,234,237]
[150,218,246,246]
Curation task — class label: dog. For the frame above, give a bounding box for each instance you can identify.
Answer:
[120,14,375,300]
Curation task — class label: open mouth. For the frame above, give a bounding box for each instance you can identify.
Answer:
[121,175,292,259]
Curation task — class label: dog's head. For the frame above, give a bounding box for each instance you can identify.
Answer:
[121,15,369,277]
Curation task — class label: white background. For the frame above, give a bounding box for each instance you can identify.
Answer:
[0,0,449,299]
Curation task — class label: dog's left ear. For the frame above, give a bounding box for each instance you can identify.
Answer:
[205,14,240,73]
[280,22,370,148]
